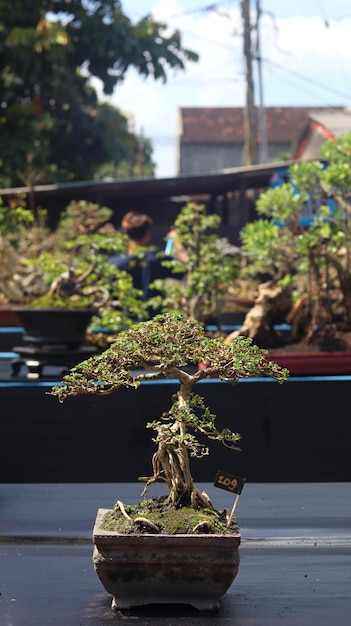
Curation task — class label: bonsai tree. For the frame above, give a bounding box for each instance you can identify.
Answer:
[237,131,351,346]
[0,197,54,304]
[50,313,288,520]
[1,198,147,334]
[26,230,147,333]
[149,202,240,325]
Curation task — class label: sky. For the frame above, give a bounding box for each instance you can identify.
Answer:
[101,0,351,178]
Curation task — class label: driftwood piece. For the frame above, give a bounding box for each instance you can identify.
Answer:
[225,281,292,347]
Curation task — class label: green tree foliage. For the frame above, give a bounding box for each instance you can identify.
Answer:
[239,132,351,339]
[0,0,198,186]
[149,202,240,324]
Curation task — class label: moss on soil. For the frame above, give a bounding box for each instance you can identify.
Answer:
[103,496,236,535]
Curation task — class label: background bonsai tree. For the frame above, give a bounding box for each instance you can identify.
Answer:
[149,202,240,325]
[237,131,351,346]
[1,198,147,334]
[0,196,54,304]
[51,313,288,513]
[26,229,147,333]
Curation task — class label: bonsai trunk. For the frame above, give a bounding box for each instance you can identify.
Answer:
[141,368,212,509]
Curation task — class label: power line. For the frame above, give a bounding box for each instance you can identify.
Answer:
[124,1,240,22]
[176,26,241,50]
[165,1,240,20]
[116,51,348,107]
[164,3,351,103]
[262,56,351,101]
[264,63,334,104]
[314,0,351,93]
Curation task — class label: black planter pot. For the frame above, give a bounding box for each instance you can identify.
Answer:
[12,307,96,349]
[10,307,98,378]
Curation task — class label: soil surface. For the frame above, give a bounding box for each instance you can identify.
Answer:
[103,496,239,535]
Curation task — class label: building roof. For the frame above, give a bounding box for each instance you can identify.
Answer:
[179,106,347,144]
[0,161,295,223]
[0,161,297,239]
[308,110,351,137]
[0,161,296,212]
[293,110,351,160]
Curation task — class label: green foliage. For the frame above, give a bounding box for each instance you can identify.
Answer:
[0,0,198,185]
[256,183,308,223]
[95,132,155,180]
[149,202,240,324]
[0,198,148,330]
[147,391,241,461]
[54,200,115,240]
[26,211,148,331]
[50,313,288,508]
[0,195,54,303]
[240,220,283,279]
[0,198,35,241]
[240,131,351,336]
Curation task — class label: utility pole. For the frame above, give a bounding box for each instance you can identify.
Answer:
[255,0,268,163]
[136,127,145,177]
[241,0,257,165]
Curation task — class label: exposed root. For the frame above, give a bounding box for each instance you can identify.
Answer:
[201,490,213,507]
[116,500,131,520]
[133,517,160,532]
[192,520,211,533]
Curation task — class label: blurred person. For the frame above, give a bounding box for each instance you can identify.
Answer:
[109,211,184,315]
[120,211,153,251]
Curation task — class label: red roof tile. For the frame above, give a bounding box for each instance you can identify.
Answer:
[180,106,346,144]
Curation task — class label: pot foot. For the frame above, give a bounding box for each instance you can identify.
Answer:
[111,596,220,611]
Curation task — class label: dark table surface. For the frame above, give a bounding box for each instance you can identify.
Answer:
[1,482,351,625]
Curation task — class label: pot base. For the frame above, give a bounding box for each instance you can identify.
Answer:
[11,345,98,379]
[110,592,220,611]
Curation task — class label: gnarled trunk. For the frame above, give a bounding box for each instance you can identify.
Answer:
[140,369,212,509]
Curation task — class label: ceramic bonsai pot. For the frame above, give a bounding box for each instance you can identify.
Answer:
[93,508,241,611]
[12,307,96,349]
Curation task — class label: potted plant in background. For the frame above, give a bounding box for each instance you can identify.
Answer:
[228,131,351,374]
[50,312,288,610]
[0,196,54,325]
[2,199,147,376]
[149,201,242,329]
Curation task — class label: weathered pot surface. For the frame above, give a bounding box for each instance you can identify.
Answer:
[93,507,241,611]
